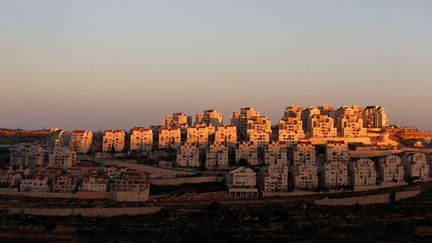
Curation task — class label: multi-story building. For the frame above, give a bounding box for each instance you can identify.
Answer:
[235,141,259,166]
[319,141,349,188]
[301,106,321,131]
[264,142,288,166]
[194,109,223,127]
[378,155,404,183]
[362,106,388,128]
[163,112,190,128]
[70,130,93,154]
[226,167,258,198]
[246,115,271,146]
[102,130,125,152]
[325,141,350,163]
[349,158,376,186]
[309,114,337,138]
[290,141,318,191]
[247,130,270,147]
[403,153,429,181]
[278,117,305,143]
[291,141,316,165]
[53,174,78,193]
[20,174,50,192]
[48,146,77,168]
[176,142,200,167]
[335,106,367,138]
[186,124,215,147]
[214,125,237,146]
[231,107,261,139]
[81,175,109,192]
[283,105,303,119]
[263,164,289,192]
[158,127,181,149]
[0,172,22,188]
[111,172,150,202]
[318,105,336,118]
[130,127,153,151]
[206,142,229,169]
[10,144,48,166]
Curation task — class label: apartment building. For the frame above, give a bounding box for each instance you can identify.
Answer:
[290,141,318,191]
[283,105,303,119]
[403,153,429,181]
[10,144,48,166]
[319,141,349,188]
[263,164,289,192]
[363,106,388,128]
[186,124,215,147]
[264,142,288,166]
[48,146,77,168]
[291,141,316,165]
[130,127,153,151]
[301,106,321,131]
[214,125,237,146]
[111,172,150,202]
[378,155,404,183]
[81,175,109,192]
[231,107,261,139]
[226,167,258,199]
[325,141,350,162]
[235,141,259,166]
[0,172,22,188]
[278,117,305,143]
[247,130,270,147]
[163,112,190,128]
[318,105,336,118]
[309,114,337,138]
[349,158,377,186]
[194,109,223,127]
[206,142,229,169]
[176,142,200,168]
[53,174,78,193]
[158,127,181,149]
[20,174,50,192]
[102,130,125,152]
[70,130,93,154]
[335,106,367,138]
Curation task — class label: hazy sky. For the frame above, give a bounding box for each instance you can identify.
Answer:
[1,0,431,131]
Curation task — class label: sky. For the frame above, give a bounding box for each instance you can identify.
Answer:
[0,0,431,131]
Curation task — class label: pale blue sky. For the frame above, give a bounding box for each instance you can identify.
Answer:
[0,0,431,130]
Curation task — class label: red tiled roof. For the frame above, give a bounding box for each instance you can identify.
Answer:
[72,130,87,134]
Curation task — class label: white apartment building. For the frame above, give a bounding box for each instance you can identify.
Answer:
[362,106,388,128]
[20,174,50,192]
[10,144,48,166]
[186,124,215,147]
[247,130,270,147]
[49,146,77,168]
[163,112,190,128]
[378,155,404,183]
[130,127,153,151]
[349,158,377,186]
[290,163,318,191]
[206,142,229,169]
[263,164,289,192]
[278,117,305,143]
[290,141,318,191]
[158,127,181,149]
[102,130,126,153]
[226,167,258,198]
[403,153,429,181]
[70,130,93,154]
[325,141,350,163]
[319,141,350,188]
[194,109,223,127]
[215,125,237,146]
[231,107,261,139]
[235,141,259,166]
[81,175,109,192]
[335,106,367,138]
[176,142,200,168]
[264,142,288,166]
[309,114,337,138]
[301,106,321,131]
[283,105,303,119]
[291,141,316,165]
